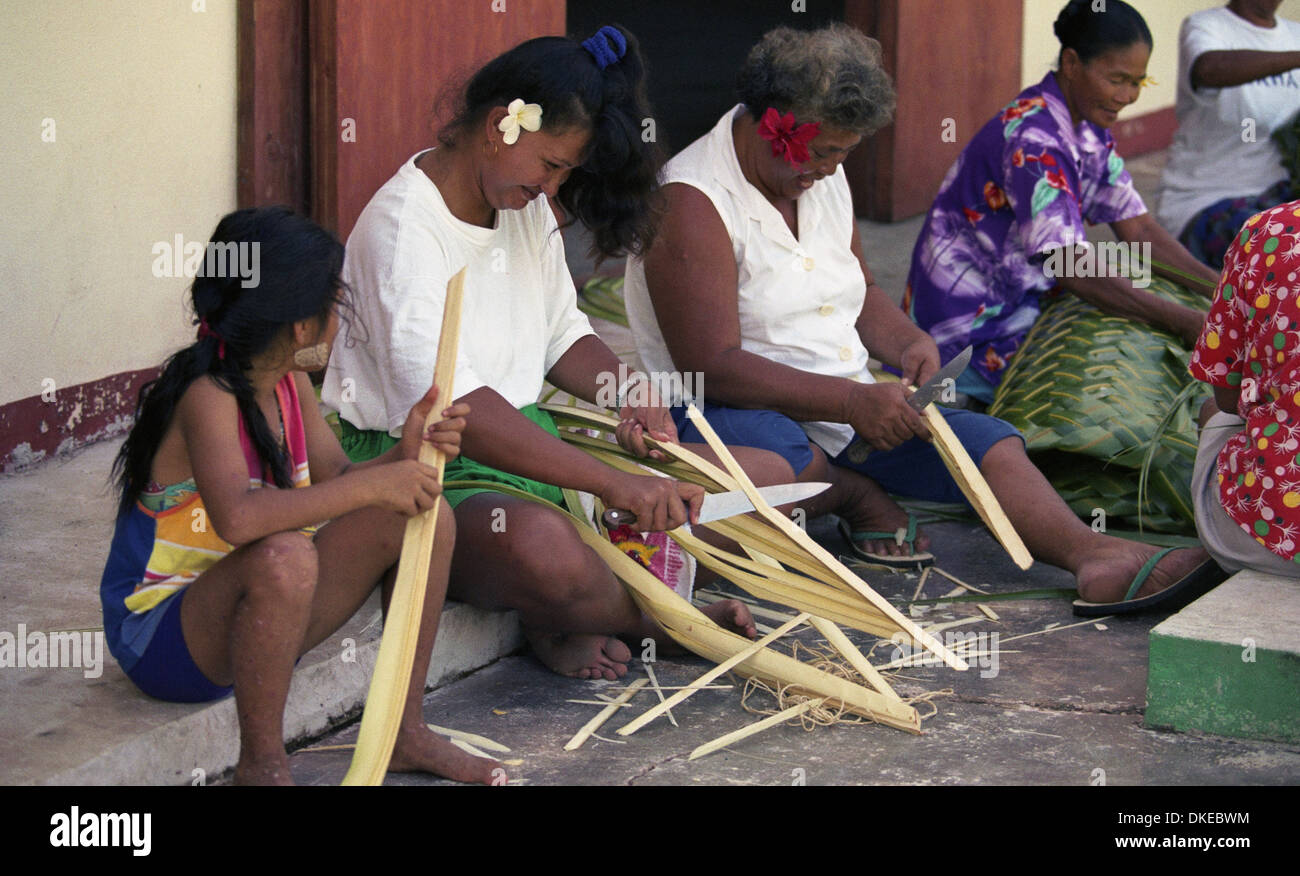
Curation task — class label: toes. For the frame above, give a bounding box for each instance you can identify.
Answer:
[603,637,632,664]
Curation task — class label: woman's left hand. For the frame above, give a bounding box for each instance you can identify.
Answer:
[899,335,942,391]
[616,395,678,461]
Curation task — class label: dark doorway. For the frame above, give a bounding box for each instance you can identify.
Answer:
[567,0,845,159]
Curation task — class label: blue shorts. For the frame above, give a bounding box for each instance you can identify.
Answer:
[672,403,1022,505]
[123,589,234,704]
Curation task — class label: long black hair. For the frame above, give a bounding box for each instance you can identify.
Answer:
[112,206,345,517]
[438,24,662,260]
[1054,0,1152,65]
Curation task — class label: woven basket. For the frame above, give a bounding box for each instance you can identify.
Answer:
[987,276,1208,533]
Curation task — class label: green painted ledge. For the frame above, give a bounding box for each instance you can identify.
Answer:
[1146,570,1300,743]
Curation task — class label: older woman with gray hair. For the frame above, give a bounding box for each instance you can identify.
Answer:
[624,23,1218,614]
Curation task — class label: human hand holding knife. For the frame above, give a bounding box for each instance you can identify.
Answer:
[845,345,973,464]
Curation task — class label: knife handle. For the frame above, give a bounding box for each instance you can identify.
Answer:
[602,508,636,529]
[846,438,872,464]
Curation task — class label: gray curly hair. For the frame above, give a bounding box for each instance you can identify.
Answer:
[736,23,896,136]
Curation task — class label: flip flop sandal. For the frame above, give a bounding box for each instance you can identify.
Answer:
[838,513,935,569]
[1072,549,1228,617]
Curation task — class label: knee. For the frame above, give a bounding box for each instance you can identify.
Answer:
[506,510,605,605]
[243,531,318,601]
[731,445,796,487]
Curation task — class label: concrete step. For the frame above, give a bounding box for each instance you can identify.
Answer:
[1146,569,1300,744]
[0,438,523,785]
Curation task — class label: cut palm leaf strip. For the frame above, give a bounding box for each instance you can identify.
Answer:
[342,267,466,786]
[642,662,678,727]
[565,678,648,750]
[618,612,811,736]
[921,403,1033,569]
[690,698,826,761]
[911,587,1077,604]
[425,723,511,753]
[684,403,967,669]
[448,475,923,733]
[544,403,962,645]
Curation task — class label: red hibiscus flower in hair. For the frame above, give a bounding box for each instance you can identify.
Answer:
[963,207,982,225]
[758,107,821,167]
[983,181,1007,211]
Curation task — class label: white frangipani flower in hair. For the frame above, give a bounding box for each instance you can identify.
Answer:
[498,99,542,145]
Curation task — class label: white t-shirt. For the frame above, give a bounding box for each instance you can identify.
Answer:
[322,150,595,435]
[1156,6,1300,236]
[623,104,874,456]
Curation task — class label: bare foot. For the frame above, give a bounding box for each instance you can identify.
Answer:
[840,477,930,559]
[1075,544,1210,605]
[527,631,631,681]
[701,599,757,638]
[234,754,295,786]
[389,725,501,785]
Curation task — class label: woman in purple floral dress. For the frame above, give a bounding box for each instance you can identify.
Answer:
[906,0,1220,405]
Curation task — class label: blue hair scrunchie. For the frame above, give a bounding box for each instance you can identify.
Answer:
[582,25,626,70]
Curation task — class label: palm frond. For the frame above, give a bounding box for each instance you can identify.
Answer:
[987,276,1208,534]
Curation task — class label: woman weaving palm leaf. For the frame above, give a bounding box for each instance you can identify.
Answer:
[625,22,1222,615]
[908,0,1222,534]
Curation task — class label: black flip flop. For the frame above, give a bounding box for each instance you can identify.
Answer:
[1072,549,1228,617]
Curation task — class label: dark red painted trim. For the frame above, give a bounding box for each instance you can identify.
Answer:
[1112,106,1178,159]
[0,368,159,473]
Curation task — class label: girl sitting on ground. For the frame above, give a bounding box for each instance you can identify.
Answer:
[102,206,490,785]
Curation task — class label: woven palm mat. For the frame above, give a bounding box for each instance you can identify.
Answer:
[987,276,1208,533]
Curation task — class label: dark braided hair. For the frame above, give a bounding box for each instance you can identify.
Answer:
[438,24,663,260]
[1054,0,1152,66]
[112,206,345,518]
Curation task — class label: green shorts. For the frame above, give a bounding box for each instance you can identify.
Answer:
[338,403,565,509]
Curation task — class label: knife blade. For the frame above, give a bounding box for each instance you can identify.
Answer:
[845,345,973,464]
[601,481,831,530]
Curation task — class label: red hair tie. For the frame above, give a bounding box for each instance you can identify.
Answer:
[758,107,821,168]
[197,318,227,361]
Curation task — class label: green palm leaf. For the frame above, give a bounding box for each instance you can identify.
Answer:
[987,276,1208,534]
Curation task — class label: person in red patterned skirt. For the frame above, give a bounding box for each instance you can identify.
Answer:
[1190,198,1300,576]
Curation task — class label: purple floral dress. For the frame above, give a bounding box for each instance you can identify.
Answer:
[905,72,1148,386]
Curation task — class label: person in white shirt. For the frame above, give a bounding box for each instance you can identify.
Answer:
[627,22,1222,615]
[1156,0,1300,268]
[323,27,780,681]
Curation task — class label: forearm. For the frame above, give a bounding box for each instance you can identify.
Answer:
[213,472,377,546]
[1059,272,1205,341]
[697,347,857,424]
[457,386,615,494]
[1115,215,1219,293]
[1192,50,1300,89]
[545,334,624,406]
[855,283,931,369]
